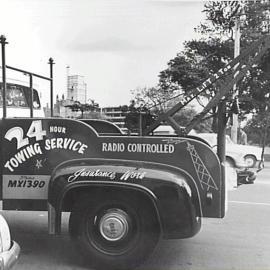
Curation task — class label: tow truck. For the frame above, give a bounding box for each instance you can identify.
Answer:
[0,34,268,270]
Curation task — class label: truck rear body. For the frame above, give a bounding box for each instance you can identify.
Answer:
[0,118,225,227]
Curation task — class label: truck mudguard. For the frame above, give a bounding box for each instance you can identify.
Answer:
[0,118,225,237]
[49,158,202,238]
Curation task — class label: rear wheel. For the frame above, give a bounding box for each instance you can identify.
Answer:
[69,193,160,270]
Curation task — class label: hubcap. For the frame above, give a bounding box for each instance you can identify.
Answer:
[99,209,129,241]
[245,158,254,167]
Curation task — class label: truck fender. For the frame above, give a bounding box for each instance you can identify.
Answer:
[47,158,202,238]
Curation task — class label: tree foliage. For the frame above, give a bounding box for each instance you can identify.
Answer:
[120,100,157,133]
[65,100,100,119]
[244,111,270,145]
[159,38,234,95]
[129,1,270,136]
[173,106,213,133]
[158,1,270,132]
[198,1,270,39]
[131,86,177,114]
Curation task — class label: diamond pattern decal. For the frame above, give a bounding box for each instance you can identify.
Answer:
[186,142,218,191]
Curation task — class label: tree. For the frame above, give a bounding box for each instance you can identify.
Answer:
[65,100,100,119]
[173,106,213,133]
[200,1,270,39]
[158,1,270,132]
[131,86,178,114]
[159,37,234,131]
[198,1,270,114]
[244,111,270,146]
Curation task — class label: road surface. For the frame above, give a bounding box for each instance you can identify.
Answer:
[3,164,270,270]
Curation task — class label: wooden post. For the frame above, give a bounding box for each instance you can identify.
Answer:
[0,35,7,118]
[231,18,241,143]
[48,58,55,117]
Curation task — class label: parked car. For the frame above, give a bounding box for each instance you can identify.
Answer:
[195,133,262,168]
[0,214,20,270]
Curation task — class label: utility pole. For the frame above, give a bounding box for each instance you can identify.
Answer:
[66,65,70,99]
[231,17,241,143]
[0,35,7,119]
[48,58,55,117]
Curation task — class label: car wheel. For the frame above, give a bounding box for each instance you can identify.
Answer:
[244,155,257,168]
[69,193,160,270]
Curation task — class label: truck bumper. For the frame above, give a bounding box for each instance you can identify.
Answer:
[0,241,20,270]
[237,169,257,185]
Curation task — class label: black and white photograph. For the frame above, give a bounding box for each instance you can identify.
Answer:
[0,1,270,270]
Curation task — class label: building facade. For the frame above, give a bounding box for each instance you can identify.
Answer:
[67,74,87,104]
[102,106,126,130]
[45,70,127,129]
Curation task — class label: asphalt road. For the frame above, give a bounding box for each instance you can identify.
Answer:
[3,164,270,270]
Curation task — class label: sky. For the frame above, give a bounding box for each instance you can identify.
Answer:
[0,0,206,107]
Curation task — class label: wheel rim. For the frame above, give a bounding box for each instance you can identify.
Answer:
[86,205,140,255]
[99,209,129,241]
[244,156,255,167]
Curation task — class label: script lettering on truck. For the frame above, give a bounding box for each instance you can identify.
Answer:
[4,120,89,172]
[67,168,147,182]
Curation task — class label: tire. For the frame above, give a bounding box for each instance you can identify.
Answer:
[244,155,257,168]
[69,193,160,270]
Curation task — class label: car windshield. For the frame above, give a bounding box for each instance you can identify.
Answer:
[199,134,235,147]
[198,135,216,146]
[0,84,41,109]
[226,135,235,145]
